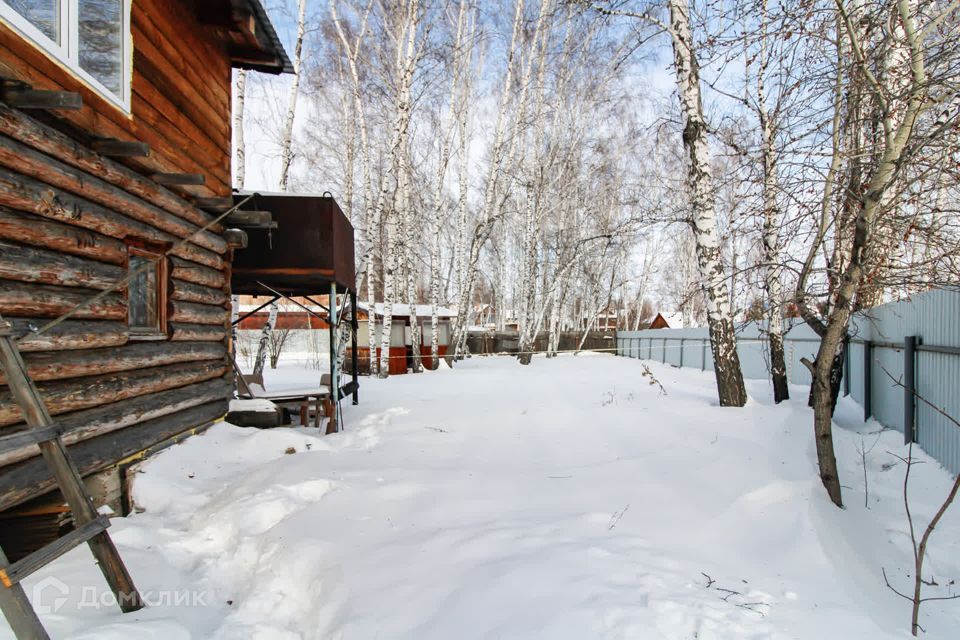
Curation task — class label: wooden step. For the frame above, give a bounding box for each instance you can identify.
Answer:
[0,425,61,454]
[0,516,109,587]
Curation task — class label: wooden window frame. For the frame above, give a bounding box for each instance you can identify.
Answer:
[125,241,169,340]
[0,0,132,112]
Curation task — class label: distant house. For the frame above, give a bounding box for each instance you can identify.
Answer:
[0,0,290,552]
[352,303,456,375]
[649,313,671,329]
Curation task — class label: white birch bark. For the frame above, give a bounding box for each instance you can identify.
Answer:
[234,69,247,189]
[331,0,378,374]
[278,0,309,191]
[666,0,746,406]
[253,302,279,378]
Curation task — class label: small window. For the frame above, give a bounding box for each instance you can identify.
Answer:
[0,0,130,110]
[126,245,168,337]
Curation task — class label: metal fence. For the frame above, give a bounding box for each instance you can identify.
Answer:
[616,288,960,475]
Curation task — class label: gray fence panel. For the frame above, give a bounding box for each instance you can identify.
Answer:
[617,288,960,475]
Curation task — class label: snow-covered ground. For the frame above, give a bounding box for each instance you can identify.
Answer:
[4,354,960,639]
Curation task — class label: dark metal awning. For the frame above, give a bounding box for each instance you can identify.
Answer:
[230,192,356,296]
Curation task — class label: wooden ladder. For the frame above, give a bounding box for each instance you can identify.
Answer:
[0,317,143,640]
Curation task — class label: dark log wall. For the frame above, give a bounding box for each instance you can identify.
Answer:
[0,2,235,509]
[0,0,232,198]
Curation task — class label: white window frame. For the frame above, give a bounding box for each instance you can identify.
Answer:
[0,0,132,112]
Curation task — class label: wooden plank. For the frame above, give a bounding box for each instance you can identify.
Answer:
[0,341,226,385]
[0,360,228,427]
[171,301,229,326]
[0,165,225,270]
[0,425,60,454]
[0,240,124,289]
[0,516,109,587]
[0,281,125,321]
[9,318,129,353]
[0,206,127,265]
[90,139,150,157]
[0,104,222,231]
[0,319,143,610]
[0,399,229,511]
[0,377,231,467]
[171,279,230,306]
[151,173,206,186]
[224,210,272,227]
[0,87,82,110]
[0,546,49,640]
[224,228,248,248]
[194,196,234,211]
[0,134,227,255]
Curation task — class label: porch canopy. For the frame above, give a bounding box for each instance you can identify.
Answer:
[230,191,356,296]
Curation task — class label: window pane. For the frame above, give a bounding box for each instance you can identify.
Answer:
[8,0,60,42]
[78,0,122,95]
[128,254,158,330]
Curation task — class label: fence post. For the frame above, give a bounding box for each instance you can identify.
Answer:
[679,337,685,367]
[701,340,707,371]
[904,336,916,444]
[662,338,667,363]
[843,334,850,397]
[863,340,872,422]
[647,338,652,360]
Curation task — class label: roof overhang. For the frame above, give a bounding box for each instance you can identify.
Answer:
[230,192,356,297]
[193,0,294,75]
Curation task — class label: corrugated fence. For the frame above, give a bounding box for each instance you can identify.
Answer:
[616,288,960,475]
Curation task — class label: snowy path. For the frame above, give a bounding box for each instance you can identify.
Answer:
[4,354,959,639]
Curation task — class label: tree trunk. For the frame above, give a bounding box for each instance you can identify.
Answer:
[233,69,247,189]
[278,0,308,191]
[252,302,278,378]
[667,0,747,407]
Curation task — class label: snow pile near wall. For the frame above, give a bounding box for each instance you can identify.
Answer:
[3,355,959,639]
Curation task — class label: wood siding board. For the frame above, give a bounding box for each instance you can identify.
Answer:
[0,207,127,265]
[0,133,227,254]
[169,257,228,289]
[0,104,222,232]
[0,240,124,289]
[0,377,231,467]
[0,360,228,427]
[0,281,125,320]
[9,319,129,353]
[170,279,230,306]
[169,323,227,342]
[0,398,229,511]
[0,166,225,270]
[170,300,229,326]
[0,341,226,385]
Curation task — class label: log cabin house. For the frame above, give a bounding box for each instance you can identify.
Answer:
[0,0,291,558]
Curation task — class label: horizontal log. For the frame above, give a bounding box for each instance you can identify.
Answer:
[194,196,233,211]
[171,279,230,306]
[8,318,128,352]
[0,341,225,385]
[0,166,225,270]
[171,300,228,326]
[170,323,227,342]
[0,398,229,511]
[224,228,247,249]
[0,133,226,255]
[169,256,227,290]
[0,103,221,231]
[0,87,82,110]
[0,206,126,265]
[0,281,125,320]
[89,139,150,157]
[0,240,123,289]
[0,360,228,427]
[0,377,231,467]
[224,210,272,227]
[152,173,205,186]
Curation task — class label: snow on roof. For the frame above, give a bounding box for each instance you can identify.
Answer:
[359,302,457,318]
